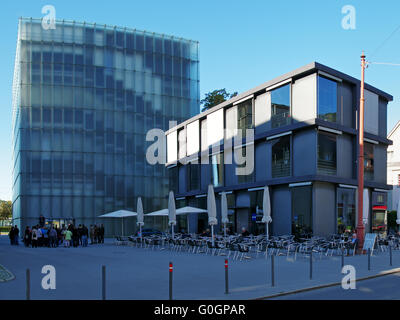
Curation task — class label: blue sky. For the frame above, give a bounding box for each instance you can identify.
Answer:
[1,0,400,200]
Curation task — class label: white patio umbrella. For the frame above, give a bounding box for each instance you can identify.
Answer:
[207,184,218,246]
[145,208,169,216]
[136,197,144,240]
[262,186,272,239]
[221,192,229,238]
[363,189,369,226]
[168,191,177,238]
[176,206,207,234]
[98,210,137,236]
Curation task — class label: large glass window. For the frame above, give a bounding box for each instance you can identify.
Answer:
[210,152,224,187]
[337,188,356,234]
[271,84,291,128]
[318,76,337,122]
[187,162,200,191]
[291,186,312,237]
[168,166,178,194]
[271,135,291,178]
[237,100,253,137]
[317,131,337,175]
[364,142,374,181]
[236,147,254,184]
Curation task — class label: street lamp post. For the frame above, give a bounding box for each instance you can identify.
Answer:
[357,51,367,251]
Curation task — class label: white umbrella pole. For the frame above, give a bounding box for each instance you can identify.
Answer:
[266,222,269,240]
[171,224,174,239]
[224,223,226,238]
[140,224,142,241]
[211,225,215,247]
[122,217,124,237]
[187,216,190,234]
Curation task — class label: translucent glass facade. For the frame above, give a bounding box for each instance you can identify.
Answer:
[12,18,199,234]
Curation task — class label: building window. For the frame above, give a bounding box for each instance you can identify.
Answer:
[187,162,200,191]
[237,100,253,137]
[291,186,312,237]
[337,188,356,234]
[317,131,337,175]
[168,166,178,194]
[271,135,291,178]
[364,142,374,181]
[271,84,291,128]
[210,152,224,188]
[318,76,337,123]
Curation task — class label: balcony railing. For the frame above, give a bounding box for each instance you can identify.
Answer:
[317,159,336,175]
[272,161,290,178]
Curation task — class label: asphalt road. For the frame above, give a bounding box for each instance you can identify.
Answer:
[271,272,400,300]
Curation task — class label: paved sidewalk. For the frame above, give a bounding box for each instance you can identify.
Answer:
[0,235,398,300]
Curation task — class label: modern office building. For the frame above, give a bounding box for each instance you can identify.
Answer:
[12,17,199,235]
[166,62,392,237]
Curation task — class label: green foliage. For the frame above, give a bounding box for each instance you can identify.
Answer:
[0,226,11,233]
[200,89,238,112]
[0,201,12,220]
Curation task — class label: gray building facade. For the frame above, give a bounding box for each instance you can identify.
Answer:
[166,62,392,237]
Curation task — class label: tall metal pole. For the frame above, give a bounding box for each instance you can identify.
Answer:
[357,51,367,251]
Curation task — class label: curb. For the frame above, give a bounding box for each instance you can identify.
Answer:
[253,267,400,300]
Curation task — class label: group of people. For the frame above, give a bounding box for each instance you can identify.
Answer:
[9,223,105,248]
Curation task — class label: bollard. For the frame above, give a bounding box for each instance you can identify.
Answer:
[224,259,229,294]
[271,254,275,287]
[102,265,106,300]
[169,262,173,300]
[390,244,393,266]
[26,269,30,300]
[309,249,313,280]
[368,248,371,271]
[341,247,344,268]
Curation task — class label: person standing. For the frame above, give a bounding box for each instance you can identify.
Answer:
[90,225,95,245]
[42,227,49,247]
[13,225,19,245]
[72,226,79,247]
[24,226,31,247]
[36,226,43,247]
[94,225,99,244]
[8,226,15,245]
[49,227,57,248]
[77,224,82,246]
[31,226,38,248]
[82,224,88,247]
[99,224,105,244]
[64,228,72,248]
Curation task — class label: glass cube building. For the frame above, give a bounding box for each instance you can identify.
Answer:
[12,18,199,235]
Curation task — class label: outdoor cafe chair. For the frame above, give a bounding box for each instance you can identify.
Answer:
[227,243,239,260]
[237,243,252,261]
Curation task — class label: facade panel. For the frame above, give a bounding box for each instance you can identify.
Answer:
[12,18,199,234]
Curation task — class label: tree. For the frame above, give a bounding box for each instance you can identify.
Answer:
[200,89,238,112]
[0,200,12,220]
